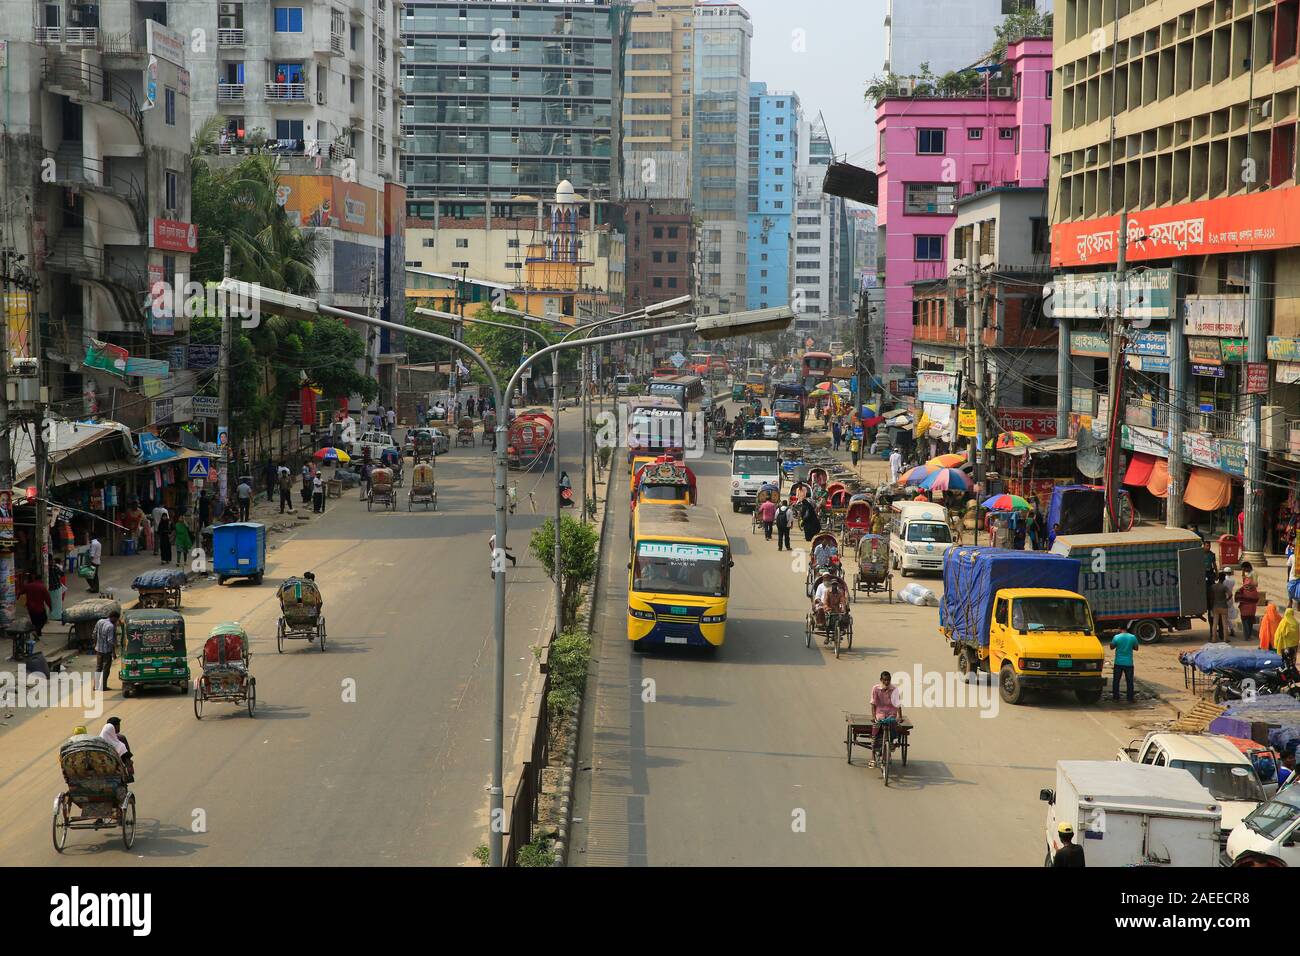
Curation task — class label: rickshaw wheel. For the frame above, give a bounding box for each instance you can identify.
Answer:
[247,679,257,717]
[318,617,327,651]
[276,620,284,654]
[367,497,373,512]
[193,682,203,720]
[832,620,841,658]
[900,734,909,766]
[845,727,853,764]
[52,795,69,852]
[121,794,136,850]
[845,616,854,650]
[804,613,813,648]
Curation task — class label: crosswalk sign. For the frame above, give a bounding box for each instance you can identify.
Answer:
[188,457,210,479]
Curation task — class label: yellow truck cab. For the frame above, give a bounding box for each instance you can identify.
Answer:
[940,547,1105,705]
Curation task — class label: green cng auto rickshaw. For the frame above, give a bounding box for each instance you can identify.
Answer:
[731,383,747,403]
[120,609,190,696]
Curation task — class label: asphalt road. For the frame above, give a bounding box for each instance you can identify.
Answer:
[571,428,1171,866]
[0,408,585,866]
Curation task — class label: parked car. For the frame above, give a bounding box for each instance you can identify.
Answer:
[755,415,778,439]
[350,430,400,462]
[403,427,449,456]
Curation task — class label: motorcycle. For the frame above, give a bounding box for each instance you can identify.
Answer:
[1211,663,1300,703]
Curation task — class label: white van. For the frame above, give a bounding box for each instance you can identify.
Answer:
[730,440,780,512]
[351,430,400,461]
[1225,783,1300,866]
[888,501,953,575]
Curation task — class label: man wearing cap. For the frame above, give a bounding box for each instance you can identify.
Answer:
[1053,823,1085,866]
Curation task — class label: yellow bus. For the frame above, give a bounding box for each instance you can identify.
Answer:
[628,509,732,653]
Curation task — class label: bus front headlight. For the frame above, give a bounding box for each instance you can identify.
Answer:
[629,606,656,621]
[701,613,727,624]
[905,545,918,554]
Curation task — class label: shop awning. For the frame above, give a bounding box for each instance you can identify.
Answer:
[1185,467,1233,512]
[1146,458,1170,498]
[1123,452,1157,487]
[48,449,209,487]
[998,436,1077,459]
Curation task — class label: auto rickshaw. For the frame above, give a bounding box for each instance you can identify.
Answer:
[120,609,189,697]
[731,383,746,403]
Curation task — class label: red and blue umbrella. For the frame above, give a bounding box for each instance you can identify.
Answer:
[899,464,938,486]
[919,467,970,492]
[314,446,352,464]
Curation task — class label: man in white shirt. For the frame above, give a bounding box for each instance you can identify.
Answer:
[386,408,396,431]
[813,539,836,568]
[312,475,325,513]
[888,448,903,485]
[236,480,252,521]
[88,535,103,592]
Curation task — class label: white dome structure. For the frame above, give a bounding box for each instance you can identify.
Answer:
[555,179,578,204]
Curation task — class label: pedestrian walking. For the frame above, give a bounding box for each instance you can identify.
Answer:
[1110,627,1139,703]
[1259,602,1283,650]
[263,458,276,503]
[775,499,792,551]
[22,575,52,637]
[198,489,211,529]
[87,533,102,592]
[831,419,843,451]
[301,464,313,505]
[279,469,294,513]
[94,610,120,691]
[488,533,516,580]
[758,495,777,540]
[1211,571,1232,642]
[312,474,325,513]
[799,496,821,541]
[236,478,253,522]
[1203,538,1219,617]
[1276,608,1300,668]
[1235,572,1260,646]
[150,502,168,555]
[849,433,861,467]
[1052,824,1085,867]
[888,447,902,485]
[174,515,193,568]
[157,511,173,565]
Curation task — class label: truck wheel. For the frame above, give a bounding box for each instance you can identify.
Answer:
[957,648,978,682]
[999,663,1025,705]
[1133,620,1161,645]
[1074,686,1103,705]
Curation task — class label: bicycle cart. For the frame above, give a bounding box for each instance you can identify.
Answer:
[52,734,136,852]
[851,533,893,604]
[194,623,255,719]
[845,713,912,786]
[805,571,853,658]
[408,461,437,510]
[276,577,325,652]
[131,568,185,609]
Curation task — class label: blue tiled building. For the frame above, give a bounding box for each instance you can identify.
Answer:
[746,83,799,310]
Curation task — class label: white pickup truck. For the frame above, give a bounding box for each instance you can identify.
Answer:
[349,430,400,462]
[1116,732,1271,844]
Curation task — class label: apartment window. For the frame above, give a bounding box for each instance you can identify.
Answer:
[1013,127,1020,154]
[273,6,303,31]
[275,119,303,140]
[760,285,768,294]
[652,226,664,238]
[421,237,434,248]
[1044,124,1051,152]
[773,184,784,192]
[775,150,784,158]
[162,255,176,288]
[1045,72,1052,99]
[968,127,983,140]
[775,117,784,125]
[507,238,520,248]
[905,183,957,215]
[164,87,176,125]
[455,238,469,248]
[165,169,178,210]
[667,277,678,288]
[350,25,359,51]
[774,167,784,176]
[917,129,945,155]
[653,277,663,288]
[775,134,784,142]
[999,127,1015,141]
[666,252,678,263]
[666,227,679,238]
[914,235,943,260]
[774,200,784,209]
[451,260,470,269]
[1272,123,1297,187]
[652,251,663,263]
[760,269,768,277]
[978,220,997,257]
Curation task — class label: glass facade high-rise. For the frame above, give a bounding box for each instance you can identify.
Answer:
[692,1,752,314]
[402,1,626,219]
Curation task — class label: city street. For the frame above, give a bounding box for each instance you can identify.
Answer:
[571,433,1177,867]
[0,412,582,866]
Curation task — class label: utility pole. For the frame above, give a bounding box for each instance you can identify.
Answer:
[966,244,986,546]
[219,244,232,507]
[0,250,14,630]
[1103,214,1129,534]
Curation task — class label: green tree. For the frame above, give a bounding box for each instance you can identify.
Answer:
[528,516,599,628]
[989,6,1054,63]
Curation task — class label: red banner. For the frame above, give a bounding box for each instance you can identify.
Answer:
[150,218,198,254]
[997,407,1057,437]
[1051,186,1300,268]
[1246,362,1270,395]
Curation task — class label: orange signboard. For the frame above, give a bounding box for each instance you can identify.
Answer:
[277,175,380,237]
[1051,185,1300,268]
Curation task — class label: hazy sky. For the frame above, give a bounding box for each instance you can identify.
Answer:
[741,0,886,167]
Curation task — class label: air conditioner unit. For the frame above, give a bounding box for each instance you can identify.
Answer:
[895,78,915,95]
[317,91,326,105]
[995,86,1013,97]
[1262,405,1287,451]
[1259,100,1273,119]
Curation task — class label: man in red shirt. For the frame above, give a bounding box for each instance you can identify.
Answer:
[870,670,903,767]
[23,576,52,637]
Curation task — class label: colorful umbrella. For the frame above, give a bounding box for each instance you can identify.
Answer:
[814,381,833,392]
[314,446,351,464]
[899,464,938,485]
[995,431,1033,449]
[982,493,1030,511]
[919,467,970,492]
[807,388,829,398]
[926,453,967,468]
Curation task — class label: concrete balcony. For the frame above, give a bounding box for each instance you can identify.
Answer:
[330,32,345,55]
[217,82,245,103]
[218,28,245,47]
[42,57,143,145]
[43,147,146,233]
[264,82,308,102]
[35,26,99,46]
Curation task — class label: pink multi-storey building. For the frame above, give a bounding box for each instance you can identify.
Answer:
[875,38,1053,373]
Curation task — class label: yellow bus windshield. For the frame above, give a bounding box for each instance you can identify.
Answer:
[632,540,728,598]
